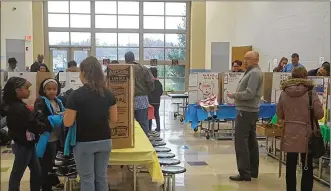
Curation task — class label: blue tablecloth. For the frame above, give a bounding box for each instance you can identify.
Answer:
[185,104,276,129]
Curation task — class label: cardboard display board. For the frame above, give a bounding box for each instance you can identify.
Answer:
[222,72,244,104]
[188,72,220,104]
[271,72,291,103]
[107,64,135,149]
[262,72,273,103]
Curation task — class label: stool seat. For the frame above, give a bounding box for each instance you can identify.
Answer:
[152,141,166,147]
[157,152,175,159]
[159,158,181,166]
[154,147,171,152]
[148,132,160,137]
[149,137,163,141]
[162,166,186,174]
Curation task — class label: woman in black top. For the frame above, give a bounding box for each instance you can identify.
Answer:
[63,56,117,191]
[4,77,46,191]
[148,67,163,132]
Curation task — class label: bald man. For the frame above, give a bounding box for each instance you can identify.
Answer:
[227,51,262,181]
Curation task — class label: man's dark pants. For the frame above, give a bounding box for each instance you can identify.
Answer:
[234,110,259,179]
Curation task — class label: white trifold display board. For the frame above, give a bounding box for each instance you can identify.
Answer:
[188,72,219,104]
[222,72,244,104]
[271,72,291,103]
[58,72,83,92]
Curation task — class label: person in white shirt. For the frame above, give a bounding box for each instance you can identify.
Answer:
[6,58,19,72]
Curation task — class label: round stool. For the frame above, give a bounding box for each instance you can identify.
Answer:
[161,166,186,191]
[148,133,160,137]
[155,147,171,153]
[152,141,166,147]
[149,137,163,141]
[157,152,175,159]
[159,158,181,166]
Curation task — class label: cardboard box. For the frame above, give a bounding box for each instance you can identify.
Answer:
[107,64,135,149]
[256,124,283,137]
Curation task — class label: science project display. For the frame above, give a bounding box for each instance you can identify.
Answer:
[188,73,220,104]
[106,65,135,149]
[222,72,244,104]
[271,72,291,103]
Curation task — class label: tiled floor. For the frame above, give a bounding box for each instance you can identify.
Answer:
[0,97,329,190]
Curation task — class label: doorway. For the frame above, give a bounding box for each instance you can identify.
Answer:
[49,47,91,72]
[6,39,26,71]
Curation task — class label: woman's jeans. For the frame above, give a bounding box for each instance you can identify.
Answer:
[73,139,111,191]
[286,152,313,191]
[9,143,41,191]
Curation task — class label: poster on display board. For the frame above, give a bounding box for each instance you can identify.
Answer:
[197,73,219,101]
[67,72,83,90]
[271,72,291,103]
[222,72,244,104]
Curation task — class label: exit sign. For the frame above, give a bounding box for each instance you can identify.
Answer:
[25,35,32,41]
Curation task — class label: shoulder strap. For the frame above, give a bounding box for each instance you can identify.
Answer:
[308,90,315,131]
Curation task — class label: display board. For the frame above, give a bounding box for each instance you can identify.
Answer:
[308,76,329,124]
[197,73,219,100]
[222,72,244,104]
[271,72,291,103]
[188,72,220,104]
[67,72,83,90]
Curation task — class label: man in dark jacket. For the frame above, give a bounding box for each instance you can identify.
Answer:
[31,54,44,72]
[125,51,154,134]
[308,61,330,76]
[148,67,163,132]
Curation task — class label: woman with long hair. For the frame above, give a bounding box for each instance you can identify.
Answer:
[273,57,288,72]
[277,67,324,191]
[63,56,117,191]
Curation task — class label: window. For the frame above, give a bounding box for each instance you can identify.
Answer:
[49,32,69,46]
[46,1,189,92]
[48,14,69,28]
[70,15,91,28]
[118,33,139,47]
[96,33,117,46]
[95,15,117,28]
[70,32,91,46]
[95,1,116,14]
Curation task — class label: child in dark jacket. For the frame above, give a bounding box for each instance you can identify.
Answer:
[33,78,65,191]
[4,77,46,191]
[148,67,163,132]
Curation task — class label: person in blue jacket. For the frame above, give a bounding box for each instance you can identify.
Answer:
[282,53,305,72]
[33,78,65,191]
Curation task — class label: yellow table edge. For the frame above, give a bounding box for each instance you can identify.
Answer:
[110,121,164,185]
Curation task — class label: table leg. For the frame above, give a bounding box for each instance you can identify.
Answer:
[171,174,176,191]
[231,121,235,140]
[133,165,137,191]
[265,137,269,160]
